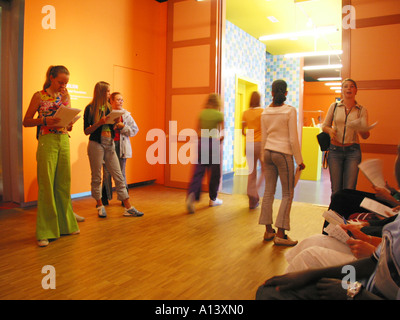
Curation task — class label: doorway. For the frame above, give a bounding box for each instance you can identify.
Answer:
[221,76,260,195]
[233,76,258,175]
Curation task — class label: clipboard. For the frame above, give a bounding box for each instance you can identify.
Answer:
[49,106,81,127]
[105,110,125,124]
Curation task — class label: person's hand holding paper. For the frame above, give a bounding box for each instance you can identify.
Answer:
[105,109,124,124]
[347,118,378,132]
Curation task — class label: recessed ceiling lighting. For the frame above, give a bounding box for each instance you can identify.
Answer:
[324,82,342,86]
[267,16,279,23]
[294,0,320,3]
[318,77,342,81]
[284,50,343,58]
[259,26,338,41]
[303,64,342,70]
[330,87,342,90]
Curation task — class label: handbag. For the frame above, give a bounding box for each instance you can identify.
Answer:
[316,102,338,152]
[317,132,330,151]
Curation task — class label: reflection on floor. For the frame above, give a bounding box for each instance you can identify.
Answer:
[221,167,331,206]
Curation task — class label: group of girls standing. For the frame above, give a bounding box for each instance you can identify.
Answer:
[24,65,371,248]
[23,66,142,247]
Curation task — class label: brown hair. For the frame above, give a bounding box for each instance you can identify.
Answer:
[43,65,70,90]
[89,81,111,122]
[249,91,261,108]
[206,93,221,109]
[271,79,287,105]
[342,78,357,89]
[110,92,122,102]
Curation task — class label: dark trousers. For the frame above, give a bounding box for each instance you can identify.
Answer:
[188,137,221,201]
[325,189,396,237]
[328,189,378,219]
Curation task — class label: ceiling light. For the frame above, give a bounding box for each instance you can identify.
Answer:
[318,77,342,81]
[259,26,338,41]
[284,50,342,58]
[267,16,279,23]
[335,90,342,93]
[294,0,320,3]
[324,82,342,86]
[330,87,342,90]
[303,64,342,70]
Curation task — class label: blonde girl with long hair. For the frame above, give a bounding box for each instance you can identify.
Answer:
[23,65,80,247]
[83,81,143,218]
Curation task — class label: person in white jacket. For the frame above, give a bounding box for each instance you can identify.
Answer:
[101,92,139,205]
[259,80,305,246]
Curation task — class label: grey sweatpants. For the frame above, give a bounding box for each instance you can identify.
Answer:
[87,137,129,202]
[259,149,295,231]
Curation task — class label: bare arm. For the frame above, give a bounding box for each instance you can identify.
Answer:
[23,92,43,127]
[23,92,62,128]
[84,116,107,135]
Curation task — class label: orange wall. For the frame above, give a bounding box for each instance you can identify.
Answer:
[164,0,222,189]
[22,0,167,203]
[303,81,339,126]
[347,0,400,192]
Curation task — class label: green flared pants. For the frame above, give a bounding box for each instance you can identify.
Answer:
[36,134,79,240]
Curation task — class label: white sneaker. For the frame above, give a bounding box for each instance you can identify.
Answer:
[97,205,107,218]
[209,198,223,207]
[186,192,195,213]
[37,239,49,247]
[123,206,144,217]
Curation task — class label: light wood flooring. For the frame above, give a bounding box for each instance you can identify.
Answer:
[0,184,326,300]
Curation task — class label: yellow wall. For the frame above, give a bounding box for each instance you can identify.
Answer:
[22,0,167,203]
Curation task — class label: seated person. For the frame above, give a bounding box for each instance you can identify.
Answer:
[256,214,400,300]
[284,189,399,272]
[328,144,400,224]
[285,222,383,273]
[285,159,400,272]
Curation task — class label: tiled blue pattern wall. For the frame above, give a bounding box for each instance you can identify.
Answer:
[222,22,302,174]
[265,53,302,110]
[222,21,266,173]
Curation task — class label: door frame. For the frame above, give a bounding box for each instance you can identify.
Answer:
[233,75,258,175]
[0,0,25,204]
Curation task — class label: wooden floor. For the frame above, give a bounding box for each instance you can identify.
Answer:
[0,184,326,300]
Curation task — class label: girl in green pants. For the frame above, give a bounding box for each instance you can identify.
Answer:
[23,65,80,247]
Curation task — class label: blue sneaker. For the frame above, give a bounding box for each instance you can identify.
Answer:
[97,205,107,218]
[123,206,144,217]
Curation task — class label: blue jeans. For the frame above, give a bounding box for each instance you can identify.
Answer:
[327,143,361,196]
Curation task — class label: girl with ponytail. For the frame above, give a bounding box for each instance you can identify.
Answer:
[259,80,305,246]
[23,65,80,247]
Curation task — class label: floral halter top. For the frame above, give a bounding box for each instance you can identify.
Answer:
[37,90,67,135]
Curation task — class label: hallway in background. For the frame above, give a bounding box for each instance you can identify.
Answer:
[221,167,331,206]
